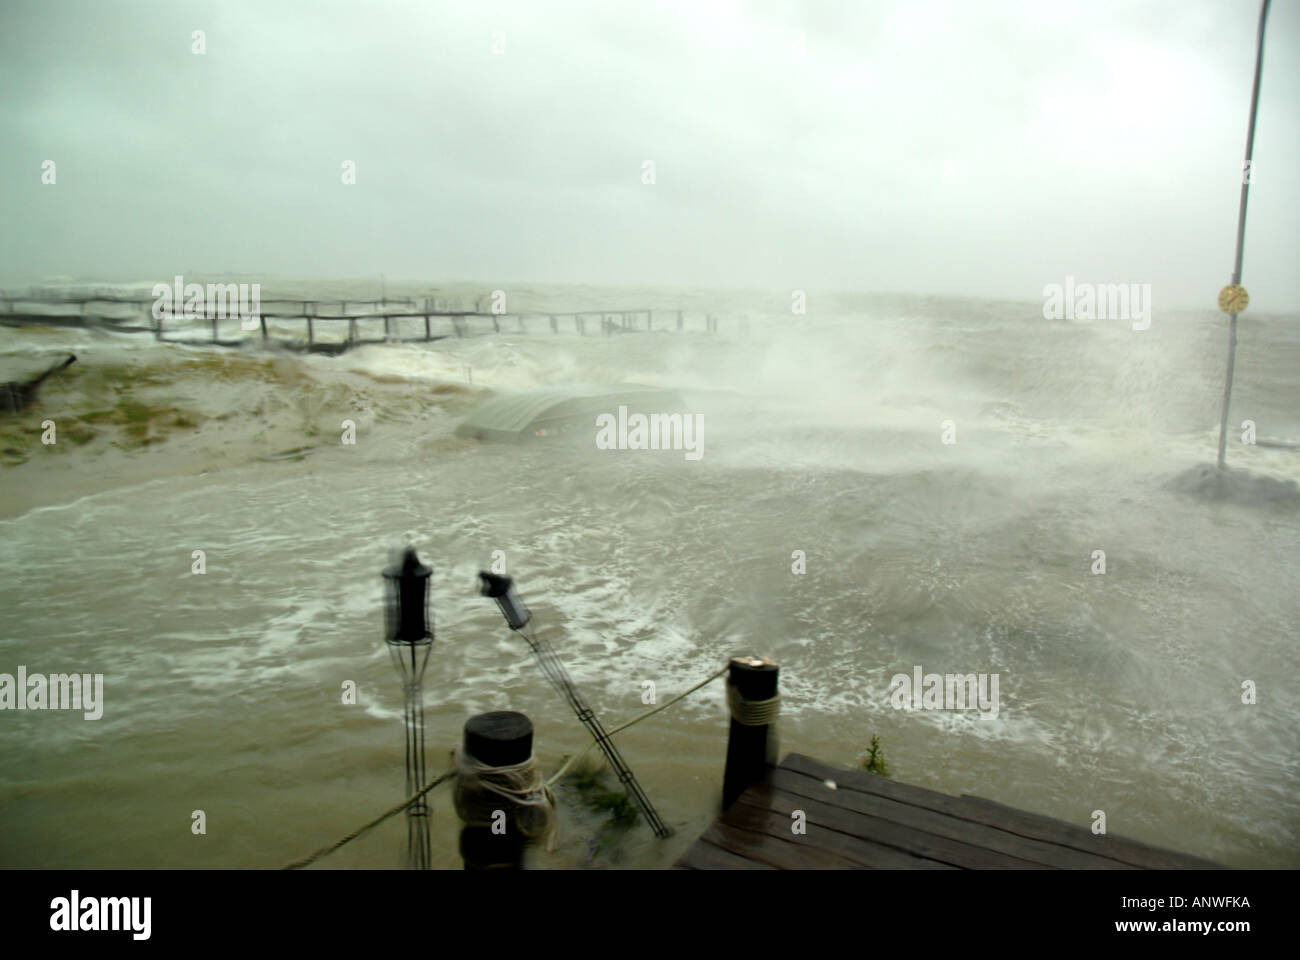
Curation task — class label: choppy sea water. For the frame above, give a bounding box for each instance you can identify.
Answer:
[1,283,1297,868]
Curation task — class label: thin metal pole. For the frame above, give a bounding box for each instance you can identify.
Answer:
[520,627,671,837]
[389,639,432,869]
[1217,0,1271,470]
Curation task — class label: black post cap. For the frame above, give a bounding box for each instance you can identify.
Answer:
[729,655,779,700]
[464,711,534,767]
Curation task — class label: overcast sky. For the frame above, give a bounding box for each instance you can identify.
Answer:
[1,0,1296,309]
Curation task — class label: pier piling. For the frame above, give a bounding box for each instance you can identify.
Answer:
[456,711,535,870]
[722,656,780,809]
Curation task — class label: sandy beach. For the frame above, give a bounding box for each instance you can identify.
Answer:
[0,330,483,519]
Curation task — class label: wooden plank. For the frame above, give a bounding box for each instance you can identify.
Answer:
[723,796,956,869]
[781,754,1219,869]
[783,753,1001,820]
[700,818,866,870]
[955,795,1221,870]
[741,783,1042,869]
[768,766,1132,870]
[674,838,777,870]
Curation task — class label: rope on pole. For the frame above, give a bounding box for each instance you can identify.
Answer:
[546,662,730,786]
[282,768,456,870]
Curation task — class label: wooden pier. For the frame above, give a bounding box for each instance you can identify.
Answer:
[676,752,1222,870]
[0,292,740,349]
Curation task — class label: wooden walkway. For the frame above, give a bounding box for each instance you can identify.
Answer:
[675,753,1222,870]
[0,294,741,347]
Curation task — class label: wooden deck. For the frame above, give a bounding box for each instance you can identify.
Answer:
[676,753,1222,870]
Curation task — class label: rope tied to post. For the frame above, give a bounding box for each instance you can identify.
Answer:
[727,675,780,726]
[282,767,456,870]
[545,661,731,787]
[282,657,769,867]
[453,748,557,850]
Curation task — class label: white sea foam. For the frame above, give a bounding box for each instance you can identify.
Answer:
[2,286,1298,867]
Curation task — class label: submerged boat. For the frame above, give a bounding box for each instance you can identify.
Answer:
[455,384,686,442]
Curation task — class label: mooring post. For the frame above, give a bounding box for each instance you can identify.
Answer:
[424,314,431,341]
[306,315,314,345]
[722,656,780,809]
[349,317,357,343]
[456,711,533,870]
[260,316,268,343]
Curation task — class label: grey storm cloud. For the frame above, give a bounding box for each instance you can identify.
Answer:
[1,0,1296,309]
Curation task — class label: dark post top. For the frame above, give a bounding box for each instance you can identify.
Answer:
[729,655,778,700]
[722,656,779,810]
[464,711,533,767]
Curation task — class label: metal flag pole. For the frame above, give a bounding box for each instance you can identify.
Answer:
[478,572,673,838]
[1216,0,1272,470]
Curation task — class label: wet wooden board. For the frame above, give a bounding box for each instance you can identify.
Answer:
[674,753,1223,870]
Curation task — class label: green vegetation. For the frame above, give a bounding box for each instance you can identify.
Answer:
[2,344,476,466]
[0,362,203,457]
[859,735,891,777]
[556,755,640,862]
[63,423,98,446]
[588,789,638,824]
[103,394,201,449]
